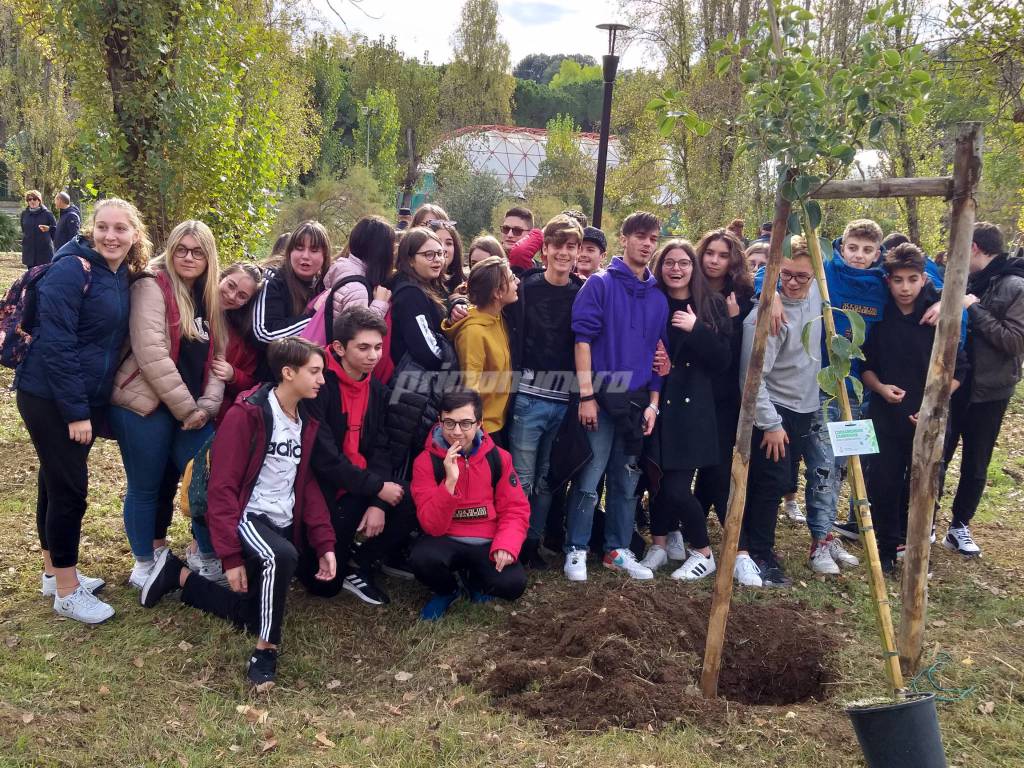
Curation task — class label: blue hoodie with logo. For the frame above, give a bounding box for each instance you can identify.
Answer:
[572,256,669,392]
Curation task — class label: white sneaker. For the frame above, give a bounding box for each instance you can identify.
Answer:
[665,530,687,561]
[671,551,716,581]
[129,546,168,589]
[827,535,859,568]
[40,571,105,597]
[733,553,762,587]
[564,549,587,582]
[603,549,654,580]
[640,544,669,571]
[809,542,841,575]
[53,586,114,624]
[783,499,806,523]
[943,524,981,557]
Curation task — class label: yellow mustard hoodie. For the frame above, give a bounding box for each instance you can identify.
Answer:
[442,307,512,433]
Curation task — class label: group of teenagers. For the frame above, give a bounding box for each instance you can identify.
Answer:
[14,190,1023,686]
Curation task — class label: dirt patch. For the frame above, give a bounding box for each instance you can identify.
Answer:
[473,583,838,730]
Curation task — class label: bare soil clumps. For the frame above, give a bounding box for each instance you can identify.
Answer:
[474,583,838,730]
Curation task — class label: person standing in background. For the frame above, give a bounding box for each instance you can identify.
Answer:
[53,192,82,252]
[19,190,56,267]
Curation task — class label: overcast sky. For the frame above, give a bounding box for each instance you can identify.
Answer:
[311,0,647,69]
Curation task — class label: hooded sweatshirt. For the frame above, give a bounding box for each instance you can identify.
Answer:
[571,256,669,392]
[740,288,823,431]
[442,307,512,432]
[410,426,530,560]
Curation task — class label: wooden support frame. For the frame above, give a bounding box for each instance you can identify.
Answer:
[700,121,983,698]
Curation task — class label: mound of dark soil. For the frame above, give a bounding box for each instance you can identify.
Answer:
[474,584,838,730]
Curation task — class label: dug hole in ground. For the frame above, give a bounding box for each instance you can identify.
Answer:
[461,582,838,731]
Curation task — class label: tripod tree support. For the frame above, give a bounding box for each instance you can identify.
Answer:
[899,122,983,674]
[700,180,792,698]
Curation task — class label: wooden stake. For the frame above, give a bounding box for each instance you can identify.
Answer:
[801,213,906,695]
[899,123,983,674]
[812,177,953,200]
[700,180,792,698]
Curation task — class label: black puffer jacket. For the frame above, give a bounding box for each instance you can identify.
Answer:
[965,254,1024,403]
[19,205,56,267]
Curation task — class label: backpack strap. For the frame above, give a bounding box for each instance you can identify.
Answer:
[430,444,503,489]
[324,275,373,344]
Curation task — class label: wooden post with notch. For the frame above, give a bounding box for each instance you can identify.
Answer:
[898,122,982,673]
[701,177,792,698]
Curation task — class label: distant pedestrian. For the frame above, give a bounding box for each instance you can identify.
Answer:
[52,192,82,252]
[19,190,56,267]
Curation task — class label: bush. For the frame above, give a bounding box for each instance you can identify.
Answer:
[0,214,19,252]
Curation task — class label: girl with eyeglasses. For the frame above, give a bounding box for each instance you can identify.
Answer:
[16,198,150,624]
[411,203,465,296]
[109,220,228,592]
[19,189,58,267]
[692,229,755,529]
[640,240,731,581]
[383,227,458,478]
[252,221,331,344]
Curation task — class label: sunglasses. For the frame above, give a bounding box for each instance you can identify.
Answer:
[500,225,525,237]
[427,219,457,231]
[26,197,40,202]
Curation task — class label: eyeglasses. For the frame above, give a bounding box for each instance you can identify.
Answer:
[662,259,692,270]
[416,249,446,262]
[441,418,478,431]
[780,270,813,285]
[427,219,457,231]
[173,245,207,261]
[500,225,525,237]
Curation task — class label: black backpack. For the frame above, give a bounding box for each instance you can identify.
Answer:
[430,445,503,489]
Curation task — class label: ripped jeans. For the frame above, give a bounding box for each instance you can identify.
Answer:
[565,410,641,553]
[804,395,863,541]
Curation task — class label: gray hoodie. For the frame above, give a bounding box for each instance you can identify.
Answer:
[739,290,823,431]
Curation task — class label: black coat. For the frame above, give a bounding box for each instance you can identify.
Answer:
[54,204,82,251]
[644,297,732,479]
[19,206,57,267]
[307,362,399,507]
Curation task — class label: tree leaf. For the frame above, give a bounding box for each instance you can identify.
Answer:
[882,49,901,68]
[715,56,732,76]
[709,40,728,54]
[802,315,823,358]
[805,200,822,231]
[839,308,867,347]
[788,212,803,235]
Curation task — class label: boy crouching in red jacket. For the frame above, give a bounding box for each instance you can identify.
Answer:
[410,389,530,620]
[138,338,337,687]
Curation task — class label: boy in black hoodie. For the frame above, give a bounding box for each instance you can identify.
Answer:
[306,307,416,605]
[862,243,968,573]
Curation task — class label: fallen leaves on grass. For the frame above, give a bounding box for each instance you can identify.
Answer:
[44,652,56,661]
[178,641,193,652]
[978,701,995,715]
[326,679,342,690]
[132,657,144,668]
[236,705,269,725]
[314,731,335,748]
[21,713,34,724]
[260,738,278,754]
[394,671,413,682]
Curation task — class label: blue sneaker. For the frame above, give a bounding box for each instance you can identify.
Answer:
[468,590,493,605]
[420,590,460,621]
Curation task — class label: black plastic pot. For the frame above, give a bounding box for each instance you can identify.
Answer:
[846,692,947,767]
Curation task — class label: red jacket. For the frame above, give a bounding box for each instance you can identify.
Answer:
[507,228,543,272]
[411,427,529,560]
[216,327,261,425]
[207,383,335,571]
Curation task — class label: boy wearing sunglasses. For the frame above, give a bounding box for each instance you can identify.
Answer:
[409,389,529,620]
[734,238,822,588]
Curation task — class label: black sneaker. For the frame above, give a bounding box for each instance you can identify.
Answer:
[342,570,390,605]
[755,556,792,588]
[832,519,861,541]
[140,549,185,608]
[247,647,278,686]
[519,539,549,570]
[379,552,415,580]
[880,556,897,578]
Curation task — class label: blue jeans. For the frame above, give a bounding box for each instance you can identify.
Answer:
[110,405,215,559]
[804,394,863,540]
[565,410,642,553]
[508,395,567,541]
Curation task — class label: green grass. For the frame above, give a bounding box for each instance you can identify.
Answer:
[0,254,1022,767]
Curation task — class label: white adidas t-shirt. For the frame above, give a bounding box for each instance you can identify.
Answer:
[243,390,302,529]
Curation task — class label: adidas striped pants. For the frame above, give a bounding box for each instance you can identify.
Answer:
[182,516,297,645]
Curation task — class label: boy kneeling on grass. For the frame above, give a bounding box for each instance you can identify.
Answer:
[410,389,530,620]
[862,243,967,574]
[139,337,337,687]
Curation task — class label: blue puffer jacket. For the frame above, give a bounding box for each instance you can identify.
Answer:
[15,236,131,422]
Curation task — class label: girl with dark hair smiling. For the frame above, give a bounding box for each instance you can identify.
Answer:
[252,221,330,344]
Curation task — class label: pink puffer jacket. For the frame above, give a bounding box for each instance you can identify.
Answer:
[324,255,389,320]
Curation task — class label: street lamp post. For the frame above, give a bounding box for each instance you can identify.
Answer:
[592,22,630,230]
[361,106,372,168]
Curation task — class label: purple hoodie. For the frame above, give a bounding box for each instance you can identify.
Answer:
[572,256,669,392]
